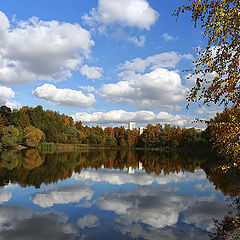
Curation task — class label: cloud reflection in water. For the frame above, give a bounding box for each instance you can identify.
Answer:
[0,206,78,240]
[31,185,94,208]
[97,185,228,232]
[73,168,206,186]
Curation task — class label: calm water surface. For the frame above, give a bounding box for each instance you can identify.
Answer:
[0,149,238,240]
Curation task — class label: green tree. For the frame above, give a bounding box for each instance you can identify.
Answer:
[66,127,81,144]
[45,125,58,142]
[105,135,117,146]
[58,132,68,143]
[0,114,7,133]
[1,125,20,148]
[0,106,11,116]
[120,137,127,147]
[18,112,31,128]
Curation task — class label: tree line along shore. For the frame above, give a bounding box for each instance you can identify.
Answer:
[0,104,238,161]
[0,105,209,150]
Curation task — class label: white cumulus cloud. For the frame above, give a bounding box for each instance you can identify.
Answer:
[78,85,95,93]
[161,33,176,42]
[99,68,187,110]
[119,52,193,73]
[0,86,19,108]
[0,11,94,84]
[72,109,188,126]
[33,84,96,108]
[82,0,158,30]
[128,35,146,47]
[195,105,223,119]
[97,52,193,110]
[80,65,103,79]
[0,86,14,105]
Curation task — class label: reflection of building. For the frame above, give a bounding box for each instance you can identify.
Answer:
[128,166,135,174]
[128,163,143,174]
[138,127,144,135]
[128,122,136,130]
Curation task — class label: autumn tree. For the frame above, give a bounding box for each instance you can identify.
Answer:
[114,126,126,145]
[163,124,172,147]
[175,0,240,162]
[23,126,44,147]
[174,0,240,107]
[126,129,139,147]
[104,127,117,146]
[0,114,7,133]
[209,107,240,161]
[140,124,156,148]
[18,112,31,128]
[174,126,183,146]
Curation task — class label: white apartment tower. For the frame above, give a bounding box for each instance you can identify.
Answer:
[128,122,136,130]
[139,127,144,135]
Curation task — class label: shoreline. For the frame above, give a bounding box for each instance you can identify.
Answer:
[1,142,213,153]
[36,142,212,153]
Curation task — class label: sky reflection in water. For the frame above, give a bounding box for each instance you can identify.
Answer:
[0,150,235,240]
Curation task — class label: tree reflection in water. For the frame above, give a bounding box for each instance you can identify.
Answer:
[0,149,239,239]
[0,149,237,195]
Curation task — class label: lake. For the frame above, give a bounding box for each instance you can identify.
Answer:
[0,149,238,240]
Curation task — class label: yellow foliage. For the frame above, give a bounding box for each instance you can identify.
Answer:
[210,107,240,161]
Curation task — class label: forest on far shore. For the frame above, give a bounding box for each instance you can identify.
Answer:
[0,105,210,150]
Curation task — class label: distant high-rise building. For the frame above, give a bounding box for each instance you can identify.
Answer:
[139,127,144,135]
[128,122,136,130]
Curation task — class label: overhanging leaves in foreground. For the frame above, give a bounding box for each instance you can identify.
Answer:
[174,0,240,107]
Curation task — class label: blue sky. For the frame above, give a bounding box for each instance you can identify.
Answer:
[0,0,219,127]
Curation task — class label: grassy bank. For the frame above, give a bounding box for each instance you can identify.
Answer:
[37,143,130,153]
[37,142,212,153]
